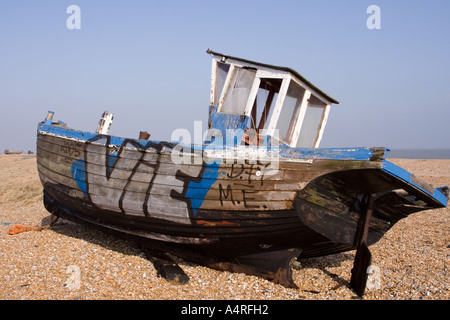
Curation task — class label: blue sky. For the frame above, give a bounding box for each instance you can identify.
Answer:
[1,0,449,152]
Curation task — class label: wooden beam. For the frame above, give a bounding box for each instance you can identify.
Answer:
[266,76,290,138]
[350,193,376,297]
[217,64,236,112]
[257,90,275,131]
[314,104,331,148]
[210,59,218,106]
[290,90,311,147]
[244,77,261,117]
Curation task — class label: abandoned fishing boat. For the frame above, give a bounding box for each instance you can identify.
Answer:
[36,49,448,295]
[4,149,23,154]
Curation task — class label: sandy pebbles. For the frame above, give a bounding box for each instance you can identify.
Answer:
[0,155,448,300]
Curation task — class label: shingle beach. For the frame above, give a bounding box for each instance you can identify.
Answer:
[1,154,448,300]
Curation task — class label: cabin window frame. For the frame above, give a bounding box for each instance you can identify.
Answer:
[221,67,257,114]
[293,95,330,148]
[290,76,332,148]
[265,76,332,148]
[209,57,332,148]
[244,70,287,124]
[218,64,233,111]
[210,60,231,107]
[210,59,218,107]
[248,77,284,132]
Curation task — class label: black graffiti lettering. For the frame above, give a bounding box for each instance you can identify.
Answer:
[142,152,166,217]
[170,164,212,217]
[218,183,234,206]
[226,162,269,186]
[83,134,181,216]
[60,141,81,157]
[244,164,257,184]
[258,162,271,186]
[242,189,259,208]
[78,133,271,217]
[227,164,244,179]
[217,182,260,209]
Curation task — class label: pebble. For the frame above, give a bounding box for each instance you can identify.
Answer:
[0,155,448,299]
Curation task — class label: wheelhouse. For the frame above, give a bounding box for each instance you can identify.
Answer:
[207,49,339,148]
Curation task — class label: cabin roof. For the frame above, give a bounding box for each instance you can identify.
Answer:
[207,49,339,105]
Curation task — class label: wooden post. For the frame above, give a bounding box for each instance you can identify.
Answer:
[350,193,376,297]
[44,111,55,125]
[290,90,311,147]
[139,131,150,140]
[95,111,114,135]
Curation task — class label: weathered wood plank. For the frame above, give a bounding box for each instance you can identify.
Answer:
[37,154,301,207]
[37,132,391,218]
[37,156,294,213]
[38,144,306,190]
[39,133,383,170]
[37,136,287,181]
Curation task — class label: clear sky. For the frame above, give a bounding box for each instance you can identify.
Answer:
[1,0,449,153]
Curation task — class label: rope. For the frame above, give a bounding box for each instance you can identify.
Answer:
[8,225,43,235]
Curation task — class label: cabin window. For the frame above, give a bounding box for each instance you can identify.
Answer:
[214,62,230,106]
[247,78,282,133]
[221,67,256,114]
[277,80,306,143]
[296,95,326,148]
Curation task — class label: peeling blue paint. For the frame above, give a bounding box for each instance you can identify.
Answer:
[37,122,385,161]
[209,112,249,146]
[108,154,118,169]
[71,159,87,195]
[279,146,380,161]
[184,162,221,216]
[382,160,448,206]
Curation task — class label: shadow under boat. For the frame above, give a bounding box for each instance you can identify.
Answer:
[42,212,357,292]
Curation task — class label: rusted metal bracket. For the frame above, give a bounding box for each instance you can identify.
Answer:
[350,193,376,297]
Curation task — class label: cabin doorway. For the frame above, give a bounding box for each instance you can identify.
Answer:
[245,78,282,145]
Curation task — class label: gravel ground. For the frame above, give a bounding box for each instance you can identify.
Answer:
[0,155,448,300]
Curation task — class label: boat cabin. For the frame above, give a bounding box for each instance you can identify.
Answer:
[207,49,339,148]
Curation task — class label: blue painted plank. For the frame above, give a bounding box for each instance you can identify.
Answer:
[382,160,448,206]
[39,120,448,208]
[38,122,384,161]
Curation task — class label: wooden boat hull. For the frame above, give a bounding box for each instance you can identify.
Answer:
[36,122,448,288]
[4,149,23,154]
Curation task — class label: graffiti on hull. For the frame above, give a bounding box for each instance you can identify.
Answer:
[69,134,277,224]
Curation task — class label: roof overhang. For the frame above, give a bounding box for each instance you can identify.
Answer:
[207,49,339,105]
